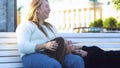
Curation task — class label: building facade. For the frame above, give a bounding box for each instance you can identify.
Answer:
[0,0,16,32]
[47,0,103,32]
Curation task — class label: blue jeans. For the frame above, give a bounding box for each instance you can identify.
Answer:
[64,53,84,68]
[22,53,84,68]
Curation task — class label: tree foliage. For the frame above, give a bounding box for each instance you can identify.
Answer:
[89,19,103,27]
[103,17,117,28]
[112,0,120,10]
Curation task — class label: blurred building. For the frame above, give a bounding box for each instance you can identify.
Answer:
[46,0,119,33]
[47,0,103,32]
[0,0,16,32]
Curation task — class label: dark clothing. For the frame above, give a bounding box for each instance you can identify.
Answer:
[81,46,120,68]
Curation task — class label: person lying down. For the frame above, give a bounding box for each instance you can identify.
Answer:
[43,37,86,68]
[43,37,120,68]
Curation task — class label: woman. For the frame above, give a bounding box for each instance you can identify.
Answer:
[16,0,84,68]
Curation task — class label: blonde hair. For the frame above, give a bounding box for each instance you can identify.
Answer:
[27,0,54,37]
[27,0,41,23]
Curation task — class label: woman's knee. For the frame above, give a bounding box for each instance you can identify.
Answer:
[71,54,84,65]
[64,54,84,68]
[48,58,62,68]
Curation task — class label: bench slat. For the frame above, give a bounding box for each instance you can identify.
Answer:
[102,48,120,51]
[67,38,120,43]
[0,44,17,50]
[0,51,20,57]
[0,38,16,44]
[0,57,22,63]
[0,32,16,38]
[61,33,120,38]
[0,63,23,68]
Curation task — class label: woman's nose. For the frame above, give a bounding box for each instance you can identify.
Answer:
[47,5,51,11]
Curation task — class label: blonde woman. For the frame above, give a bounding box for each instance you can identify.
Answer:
[16,0,84,68]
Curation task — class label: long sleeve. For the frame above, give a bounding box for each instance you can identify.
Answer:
[16,22,37,54]
[16,21,60,57]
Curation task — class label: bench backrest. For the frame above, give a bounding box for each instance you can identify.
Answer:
[0,32,120,68]
[61,33,120,50]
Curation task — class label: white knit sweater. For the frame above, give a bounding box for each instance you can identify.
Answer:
[16,21,60,57]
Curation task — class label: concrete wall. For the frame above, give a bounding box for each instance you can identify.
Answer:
[0,0,7,32]
[0,0,16,32]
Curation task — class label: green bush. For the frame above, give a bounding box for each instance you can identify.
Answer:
[89,19,103,27]
[117,22,120,28]
[89,22,94,27]
[103,17,117,28]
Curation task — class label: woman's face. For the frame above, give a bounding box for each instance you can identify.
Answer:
[37,0,51,20]
[65,40,74,53]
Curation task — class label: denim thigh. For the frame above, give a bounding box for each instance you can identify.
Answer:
[22,53,62,68]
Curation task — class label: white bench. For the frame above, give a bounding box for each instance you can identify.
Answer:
[0,32,120,68]
[61,33,120,51]
[0,32,22,68]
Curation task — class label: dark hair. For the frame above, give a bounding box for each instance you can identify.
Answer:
[44,37,67,67]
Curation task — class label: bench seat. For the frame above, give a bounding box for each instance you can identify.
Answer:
[0,32,120,68]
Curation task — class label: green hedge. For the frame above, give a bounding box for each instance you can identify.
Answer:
[89,19,103,27]
[117,22,120,28]
[103,17,117,28]
[89,17,120,30]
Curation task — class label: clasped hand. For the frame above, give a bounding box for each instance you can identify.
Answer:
[45,41,58,51]
[74,49,88,57]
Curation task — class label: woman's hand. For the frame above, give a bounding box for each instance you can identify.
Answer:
[44,41,58,51]
[75,49,88,57]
